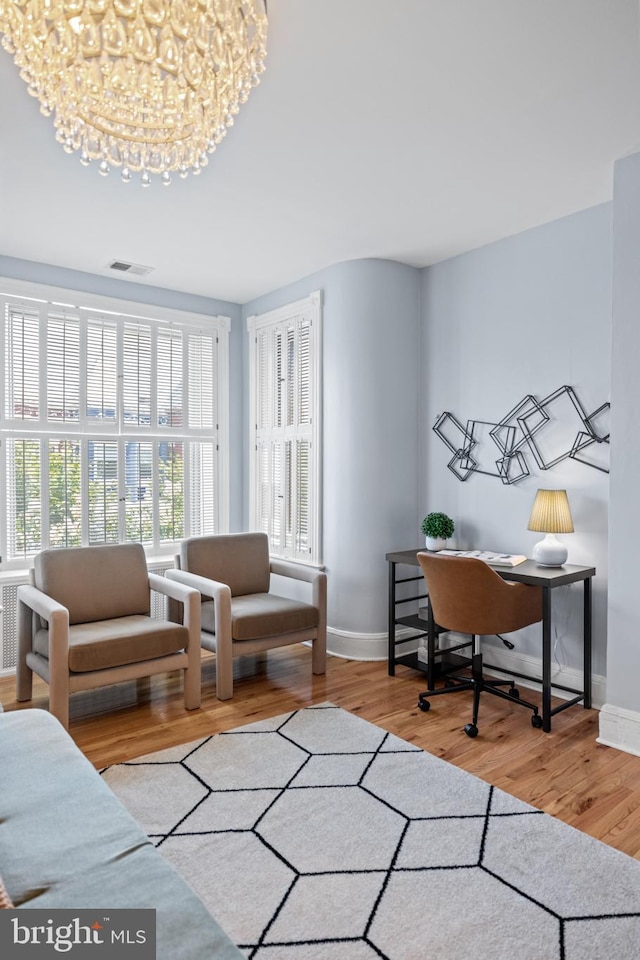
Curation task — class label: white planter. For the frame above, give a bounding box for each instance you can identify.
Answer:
[425,536,447,552]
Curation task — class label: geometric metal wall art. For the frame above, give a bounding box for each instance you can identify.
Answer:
[433,387,610,484]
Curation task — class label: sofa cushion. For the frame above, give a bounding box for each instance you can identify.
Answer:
[34,616,188,672]
[182,533,270,597]
[34,543,150,625]
[0,710,244,959]
[201,593,318,641]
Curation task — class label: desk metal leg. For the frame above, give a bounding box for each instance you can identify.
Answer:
[584,577,592,709]
[542,586,552,732]
[388,561,396,676]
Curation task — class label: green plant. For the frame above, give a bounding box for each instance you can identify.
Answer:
[421,512,455,539]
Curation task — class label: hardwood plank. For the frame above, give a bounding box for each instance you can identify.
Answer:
[3,648,640,859]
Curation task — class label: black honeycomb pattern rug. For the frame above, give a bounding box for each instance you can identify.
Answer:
[102,704,640,959]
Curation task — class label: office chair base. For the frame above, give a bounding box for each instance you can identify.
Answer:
[417,654,541,736]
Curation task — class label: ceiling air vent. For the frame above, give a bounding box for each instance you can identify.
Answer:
[107,260,155,277]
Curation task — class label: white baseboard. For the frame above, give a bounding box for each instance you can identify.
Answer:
[597,703,640,756]
[326,627,391,661]
[477,640,606,709]
[326,627,606,708]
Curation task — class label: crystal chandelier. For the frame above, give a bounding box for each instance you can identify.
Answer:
[0,0,268,185]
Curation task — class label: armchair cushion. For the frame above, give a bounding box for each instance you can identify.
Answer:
[34,543,150,625]
[34,616,189,673]
[201,593,319,642]
[181,533,270,597]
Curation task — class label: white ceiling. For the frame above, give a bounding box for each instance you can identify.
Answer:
[1,0,639,304]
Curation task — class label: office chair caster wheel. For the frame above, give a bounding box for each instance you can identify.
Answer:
[464,723,478,738]
[418,699,430,712]
[531,714,543,729]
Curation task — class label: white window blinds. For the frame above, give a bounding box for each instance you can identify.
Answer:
[86,317,117,423]
[47,313,80,423]
[248,292,321,564]
[0,281,230,569]
[5,304,40,421]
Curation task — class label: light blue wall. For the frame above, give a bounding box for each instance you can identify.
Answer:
[244,258,422,637]
[420,205,612,675]
[1,211,617,673]
[0,256,245,531]
[608,153,640,712]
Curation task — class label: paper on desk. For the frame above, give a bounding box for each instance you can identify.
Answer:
[438,550,526,567]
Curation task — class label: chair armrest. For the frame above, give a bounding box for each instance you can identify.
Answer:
[149,573,201,645]
[269,560,327,619]
[17,583,68,624]
[165,569,231,645]
[17,584,69,669]
[149,572,198,605]
[165,568,231,603]
[270,559,325,584]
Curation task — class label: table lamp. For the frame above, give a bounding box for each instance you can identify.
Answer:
[527,489,574,566]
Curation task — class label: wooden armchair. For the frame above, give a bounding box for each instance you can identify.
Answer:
[166,533,326,700]
[17,542,201,729]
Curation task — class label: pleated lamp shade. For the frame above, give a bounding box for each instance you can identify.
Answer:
[527,489,574,566]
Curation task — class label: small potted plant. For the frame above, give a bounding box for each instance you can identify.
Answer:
[421,512,455,551]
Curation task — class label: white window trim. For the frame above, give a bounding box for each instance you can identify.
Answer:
[247,290,322,564]
[0,277,230,570]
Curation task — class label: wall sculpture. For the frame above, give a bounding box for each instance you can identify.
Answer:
[433,385,610,484]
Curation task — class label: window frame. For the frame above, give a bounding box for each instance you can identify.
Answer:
[247,291,322,565]
[0,277,230,570]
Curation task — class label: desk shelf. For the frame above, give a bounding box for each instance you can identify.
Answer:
[386,549,472,686]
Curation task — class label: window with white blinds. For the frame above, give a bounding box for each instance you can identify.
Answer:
[0,280,230,569]
[248,292,321,564]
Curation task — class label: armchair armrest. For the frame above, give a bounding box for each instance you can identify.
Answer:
[17,583,68,624]
[149,572,198,604]
[149,573,200,645]
[270,559,326,584]
[165,568,232,651]
[17,584,70,699]
[165,568,231,603]
[269,560,327,620]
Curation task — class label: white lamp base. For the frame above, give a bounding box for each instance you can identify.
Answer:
[532,533,568,567]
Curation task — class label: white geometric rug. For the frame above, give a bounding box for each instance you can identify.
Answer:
[101,703,640,960]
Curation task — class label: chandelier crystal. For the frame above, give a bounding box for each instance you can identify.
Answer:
[0,0,268,185]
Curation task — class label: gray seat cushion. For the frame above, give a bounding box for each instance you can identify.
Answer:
[34,616,188,672]
[201,593,319,641]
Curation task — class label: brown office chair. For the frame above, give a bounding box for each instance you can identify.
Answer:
[166,532,327,700]
[417,552,543,737]
[16,543,201,729]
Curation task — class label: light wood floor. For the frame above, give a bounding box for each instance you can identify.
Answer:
[3,648,640,860]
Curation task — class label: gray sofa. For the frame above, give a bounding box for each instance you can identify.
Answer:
[0,709,243,959]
